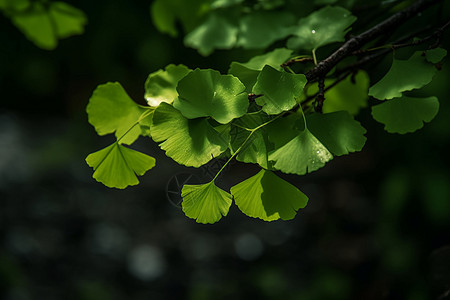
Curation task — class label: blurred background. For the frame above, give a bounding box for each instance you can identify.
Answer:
[1,0,450,299]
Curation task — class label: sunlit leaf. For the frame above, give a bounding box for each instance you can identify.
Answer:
[425,47,447,64]
[87,82,151,145]
[86,143,155,189]
[371,96,439,134]
[369,52,438,100]
[253,65,307,114]
[269,126,333,175]
[307,111,366,156]
[228,48,293,91]
[231,169,308,221]
[237,11,295,49]
[184,12,238,56]
[287,6,356,51]
[151,103,229,167]
[211,0,243,9]
[182,181,232,224]
[144,64,191,106]
[173,69,248,124]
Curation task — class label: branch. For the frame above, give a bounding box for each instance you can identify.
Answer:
[305,0,443,81]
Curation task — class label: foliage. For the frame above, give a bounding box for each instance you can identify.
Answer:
[83,0,448,223]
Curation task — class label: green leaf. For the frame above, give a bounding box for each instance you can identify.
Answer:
[287,6,356,51]
[231,169,308,221]
[253,65,307,114]
[86,143,156,189]
[237,11,295,49]
[173,69,248,124]
[371,96,439,134]
[144,64,191,107]
[230,112,273,169]
[150,0,210,37]
[0,0,30,11]
[269,131,333,175]
[181,181,232,224]
[87,82,150,145]
[425,48,447,64]
[184,12,238,56]
[211,0,243,9]
[228,48,293,91]
[307,111,366,156]
[151,103,230,167]
[48,2,87,39]
[10,2,86,50]
[301,71,368,115]
[369,52,438,100]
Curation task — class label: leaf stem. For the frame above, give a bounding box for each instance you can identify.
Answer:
[116,108,153,143]
[212,115,282,182]
[312,49,318,66]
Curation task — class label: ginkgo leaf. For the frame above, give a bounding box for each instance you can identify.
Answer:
[181,181,232,224]
[425,48,447,64]
[269,128,333,175]
[371,96,439,134]
[10,2,86,50]
[87,82,151,145]
[144,64,191,106]
[173,69,248,124]
[253,65,307,114]
[237,11,295,49]
[228,48,293,91]
[369,52,438,100]
[151,103,229,167]
[307,111,367,156]
[287,6,356,51]
[184,12,238,56]
[86,143,156,189]
[230,112,273,169]
[231,169,308,221]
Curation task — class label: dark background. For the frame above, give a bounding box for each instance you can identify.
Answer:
[1,0,450,299]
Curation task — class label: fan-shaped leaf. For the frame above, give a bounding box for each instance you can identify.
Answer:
[269,128,333,175]
[307,111,367,156]
[151,103,229,167]
[231,169,308,221]
[369,52,439,100]
[287,6,356,51]
[144,64,191,107]
[182,182,232,224]
[371,96,439,134]
[253,65,307,114]
[87,82,151,145]
[86,143,156,189]
[173,69,248,124]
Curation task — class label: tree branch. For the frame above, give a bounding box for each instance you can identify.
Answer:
[305,0,443,81]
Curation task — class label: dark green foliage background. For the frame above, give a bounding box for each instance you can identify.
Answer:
[1,0,450,299]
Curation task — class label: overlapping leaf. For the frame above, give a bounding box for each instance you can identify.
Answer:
[253,65,306,114]
[229,48,293,92]
[144,64,191,106]
[87,82,151,145]
[8,1,86,50]
[86,143,156,189]
[287,6,356,51]
[371,96,439,134]
[425,47,447,64]
[151,103,229,167]
[173,69,248,124]
[230,112,273,169]
[181,182,232,224]
[369,51,443,100]
[231,169,308,221]
[307,111,367,155]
